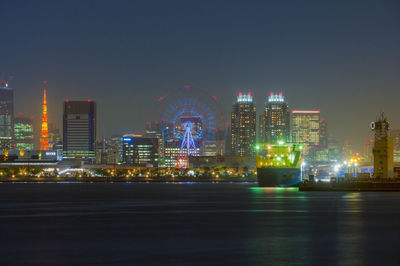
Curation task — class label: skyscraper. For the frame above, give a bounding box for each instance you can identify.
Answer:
[313,118,329,162]
[0,81,14,149]
[63,100,96,161]
[14,116,34,150]
[259,93,290,143]
[231,92,256,157]
[291,110,320,156]
[319,119,328,149]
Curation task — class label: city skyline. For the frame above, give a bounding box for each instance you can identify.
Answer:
[1,2,400,264]
[2,81,398,152]
[1,1,400,151]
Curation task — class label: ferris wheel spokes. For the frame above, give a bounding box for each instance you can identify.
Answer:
[175,121,198,168]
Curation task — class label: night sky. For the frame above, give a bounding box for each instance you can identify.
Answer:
[1,0,399,150]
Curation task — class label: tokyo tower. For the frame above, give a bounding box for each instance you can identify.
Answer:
[40,82,50,150]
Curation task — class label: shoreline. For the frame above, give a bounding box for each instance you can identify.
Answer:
[0,176,257,183]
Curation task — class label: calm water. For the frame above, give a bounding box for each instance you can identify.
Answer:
[0,183,400,265]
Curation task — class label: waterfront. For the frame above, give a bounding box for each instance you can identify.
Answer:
[1,183,400,265]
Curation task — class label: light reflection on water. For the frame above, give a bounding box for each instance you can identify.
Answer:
[0,183,399,265]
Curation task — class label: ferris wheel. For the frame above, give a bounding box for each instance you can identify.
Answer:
[152,85,227,166]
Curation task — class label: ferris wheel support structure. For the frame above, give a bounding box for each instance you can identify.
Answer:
[175,122,198,168]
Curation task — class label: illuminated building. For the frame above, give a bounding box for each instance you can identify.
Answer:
[0,150,59,165]
[146,121,171,167]
[0,81,14,149]
[310,118,329,163]
[231,92,256,157]
[97,134,124,165]
[163,139,181,167]
[290,110,320,156]
[163,138,199,168]
[14,116,34,150]
[390,130,400,163]
[215,129,227,156]
[63,100,96,161]
[109,134,123,163]
[40,86,49,150]
[259,93,290,143]
[319,119,328,149]
[372,113,393,178]
[328,136,342,162]
[312,147,329,162]
[204,129,227,157]
[48,122,62,150]
[122,135,159,167]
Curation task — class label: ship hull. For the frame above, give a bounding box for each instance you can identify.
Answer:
[257,167,301,187]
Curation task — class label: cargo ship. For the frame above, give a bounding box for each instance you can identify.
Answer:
[256,142,303,187]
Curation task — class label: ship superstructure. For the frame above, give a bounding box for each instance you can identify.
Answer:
[256,142,303,187]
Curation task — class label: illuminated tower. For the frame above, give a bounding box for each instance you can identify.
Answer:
[40,83,49,151]
[371,113,393,178]
[231,92,256,157]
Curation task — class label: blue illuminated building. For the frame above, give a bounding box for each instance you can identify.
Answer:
[122,135,159,167]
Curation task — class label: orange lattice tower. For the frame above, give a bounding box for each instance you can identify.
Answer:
[40,81,49,150]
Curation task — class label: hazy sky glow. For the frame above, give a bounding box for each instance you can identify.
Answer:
[1,0,399,150]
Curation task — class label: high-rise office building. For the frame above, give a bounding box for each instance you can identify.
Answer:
[319,119,328,148]
[63,100,96,161]
[311,118,329,162]
[0,81,14,149]
[390,129,400,163]
[231,92,256,157]
[122,135,159,167]
[291,110,320,155]
[14,116,34,150]
[259,93,290,143]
